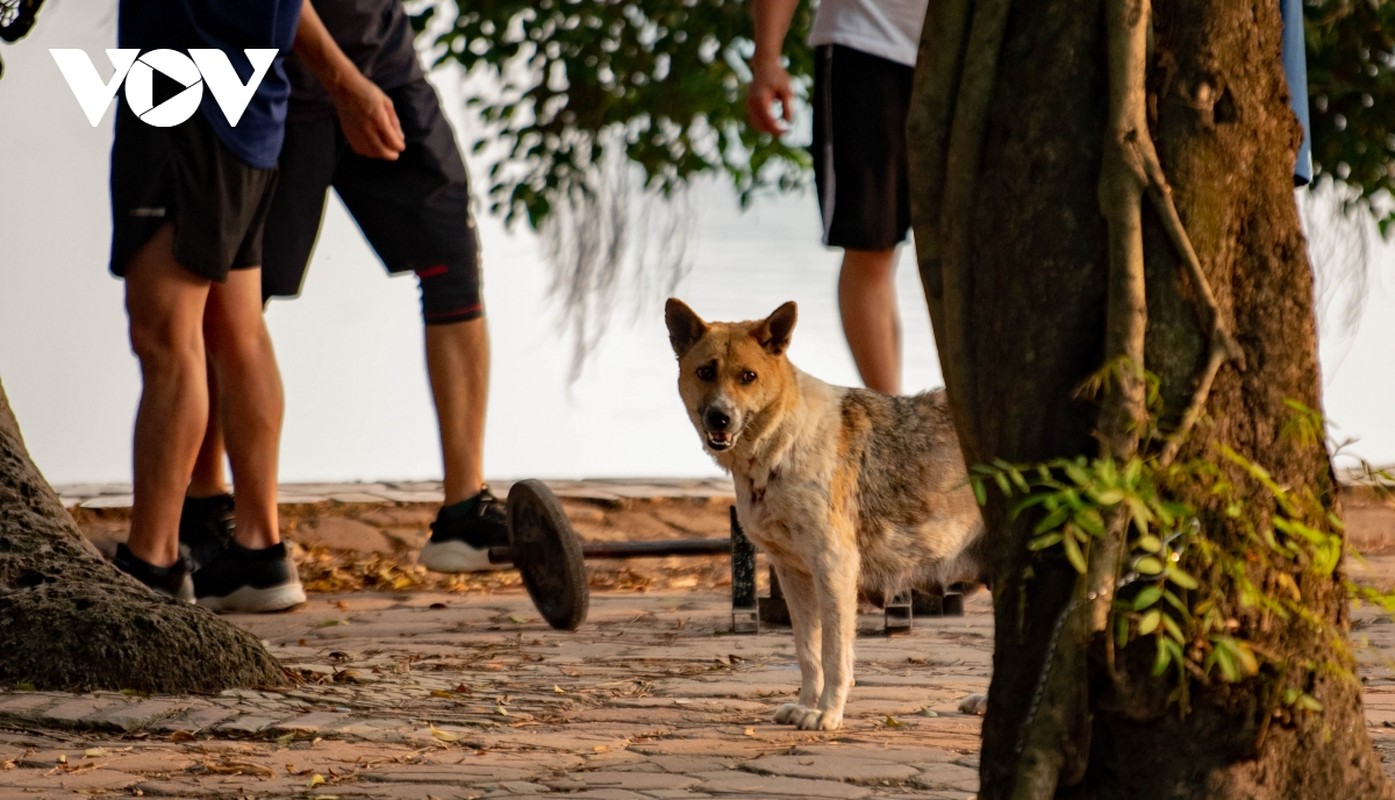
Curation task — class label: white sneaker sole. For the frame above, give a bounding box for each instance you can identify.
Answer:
[198,582,307,614]
[418,540,508,573]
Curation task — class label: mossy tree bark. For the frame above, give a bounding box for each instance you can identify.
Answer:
[909,1,1392,797]
[0,379,284,694]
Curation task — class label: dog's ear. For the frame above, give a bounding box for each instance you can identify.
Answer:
[753,301,798,355]
[665,298,708,358]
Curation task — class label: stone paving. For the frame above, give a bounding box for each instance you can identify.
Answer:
[1,590,993,798]
[1,480,1393,798]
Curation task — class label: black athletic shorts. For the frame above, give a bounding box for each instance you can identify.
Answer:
[109,107,279,281]
[262,78,484,323]
[811,44,914,251]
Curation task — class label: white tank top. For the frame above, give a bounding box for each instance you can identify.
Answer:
[808,0,929,67]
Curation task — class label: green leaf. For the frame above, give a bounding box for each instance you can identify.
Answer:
[1152,637,1173,676]
[1063,530,1088,574]
[1161,614,1185,643]
[1137,609,1162,636]
[1165,563,1200,591]
[1136,534,1163,553]
[1033,505,1071,535]
[1135,556,1165,576]
[1131,585,1163,611]
[1074,508,1106,537]
[1092,488,1126,505]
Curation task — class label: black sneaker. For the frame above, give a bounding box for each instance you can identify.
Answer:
[418,487,510,573]
[194,541,306,613]
[113,542,194,602]
[178,493,234,572]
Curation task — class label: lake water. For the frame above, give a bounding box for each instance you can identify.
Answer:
[1,5,1390,486]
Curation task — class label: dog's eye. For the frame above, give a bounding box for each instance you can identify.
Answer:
[696,364,716,381]
[740,370,758,384]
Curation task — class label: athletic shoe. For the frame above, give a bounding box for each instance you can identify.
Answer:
[112,542,195,603]
[178,493,234,572]
[194,541,306,613]
[417,487,510,573]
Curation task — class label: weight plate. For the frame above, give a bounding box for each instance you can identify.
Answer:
[507,479,589,631]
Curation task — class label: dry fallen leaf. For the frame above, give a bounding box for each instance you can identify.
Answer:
[429,724,460,743]
[308,773,326,787]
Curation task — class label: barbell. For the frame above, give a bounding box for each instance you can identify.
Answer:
[488,480,756,632]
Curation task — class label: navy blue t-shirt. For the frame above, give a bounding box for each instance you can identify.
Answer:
[117,0,302,169]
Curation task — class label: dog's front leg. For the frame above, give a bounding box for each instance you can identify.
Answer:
[770,565,824,728]
[805,552,858,731]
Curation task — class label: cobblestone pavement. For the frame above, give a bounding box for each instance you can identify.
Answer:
[1,480,1393,798]
[1,588,993,799]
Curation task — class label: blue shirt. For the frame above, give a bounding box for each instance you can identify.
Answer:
[117,0,302,169]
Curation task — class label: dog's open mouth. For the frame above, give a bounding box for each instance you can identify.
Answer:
[705,430,736,451]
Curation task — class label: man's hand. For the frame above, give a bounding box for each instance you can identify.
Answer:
[295,0,404,161]
[746,59,794,136]
[329,72,405,160]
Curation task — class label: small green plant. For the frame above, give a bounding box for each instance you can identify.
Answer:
[968,422,1388,716]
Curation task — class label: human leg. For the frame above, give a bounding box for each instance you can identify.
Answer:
[187,369,229,498]
[122,222,212,574]
[415,315,507,573]
[811,46,915,395]
[334,79,506,572]
[201,268,284,551]
[178,365,235,572]
[179,116,340,570]
[426,317,490,505]
[194,266,305,612]
[837,248,902,395]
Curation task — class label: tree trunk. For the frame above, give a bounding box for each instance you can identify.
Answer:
[909,1,1392,797]
[0,379,285,693]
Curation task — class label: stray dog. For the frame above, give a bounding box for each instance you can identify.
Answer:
[665,298,989,731]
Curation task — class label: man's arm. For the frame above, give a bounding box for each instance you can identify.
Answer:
[293,0,405,159]
[745,0,800,136]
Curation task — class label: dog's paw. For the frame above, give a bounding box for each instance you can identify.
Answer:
[798,708,843,731]
[958,693,988,716]
[773,702,811,725]
[775,703,844,730]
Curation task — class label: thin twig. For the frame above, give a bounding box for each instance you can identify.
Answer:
[1138,146,1247,467]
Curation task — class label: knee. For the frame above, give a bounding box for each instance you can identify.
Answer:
[204,322,274,372]
[417,261,484,325]
[127,313,202,373]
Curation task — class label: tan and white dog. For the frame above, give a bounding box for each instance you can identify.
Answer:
[665,298,990,730]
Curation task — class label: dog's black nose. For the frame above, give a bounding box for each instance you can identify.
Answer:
[704,407,730,431]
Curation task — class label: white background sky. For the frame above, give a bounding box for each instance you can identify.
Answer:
[1,2,1391,488]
